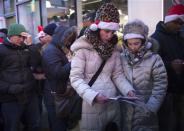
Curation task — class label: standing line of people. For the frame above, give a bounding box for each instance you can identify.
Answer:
[1,2,184,131]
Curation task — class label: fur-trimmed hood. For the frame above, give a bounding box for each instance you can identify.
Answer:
[122,37,159,53]
[71,36,93,52]
[71,36,121,54]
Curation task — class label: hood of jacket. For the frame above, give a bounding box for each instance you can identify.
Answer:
[71,36,93,52]
[122,37,159,65]
[51,25,77,49]
[51,25,69,47]
[155,21,166,34]
[155,21,180,36]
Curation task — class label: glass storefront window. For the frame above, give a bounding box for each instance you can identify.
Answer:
[46,0,77,26]
[4,0,15,14]
[81,0,128,31]
[17,0,41,40]
[6,16,16,27]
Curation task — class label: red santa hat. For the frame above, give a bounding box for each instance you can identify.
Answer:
[90,2,120,31]
[164,4,184,23]
[36,25,45,39]
[37,25,43,32]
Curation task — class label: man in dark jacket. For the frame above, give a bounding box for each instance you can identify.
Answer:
[151,4,184,131]
[0,23,41,131]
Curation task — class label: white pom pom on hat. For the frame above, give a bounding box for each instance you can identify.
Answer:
[90,23,98,31]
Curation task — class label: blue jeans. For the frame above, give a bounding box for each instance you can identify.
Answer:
[44,104,67,131]
[1,95,40,131]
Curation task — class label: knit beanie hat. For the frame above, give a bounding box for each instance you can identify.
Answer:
[165,4,184,23]
[43,23,57,36]
[123,19,149,41]
[8,23,26,36]
[89,2,120,31]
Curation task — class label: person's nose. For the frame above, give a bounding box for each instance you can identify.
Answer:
[131,46,136,51]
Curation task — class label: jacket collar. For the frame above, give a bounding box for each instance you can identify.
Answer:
[3,37,27,50]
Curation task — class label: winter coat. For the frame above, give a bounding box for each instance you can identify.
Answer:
[42,26,71,95]
[70,36,134,131]
[42,43,70,105]
[151,21,184,94]
[0,38,40,103]
[121,44,167,131]
[42,26,76,105]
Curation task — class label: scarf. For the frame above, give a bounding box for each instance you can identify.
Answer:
[123,43,148,65]
[84,28,117,60]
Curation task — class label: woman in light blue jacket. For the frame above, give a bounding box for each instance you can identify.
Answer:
[121,19,168,131]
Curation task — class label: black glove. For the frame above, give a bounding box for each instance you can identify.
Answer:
[8,84,25,94]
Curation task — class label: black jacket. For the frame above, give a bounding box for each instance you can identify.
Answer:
[0,38,41,102]
[151,21,184,94]
[42,26,71,94]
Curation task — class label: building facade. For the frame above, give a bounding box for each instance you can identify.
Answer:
[0,0,176,37]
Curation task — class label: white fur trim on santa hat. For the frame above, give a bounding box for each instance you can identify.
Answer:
[164,14,184,23]
[36,31,46,39]
[98,21,119,31]
[123,33,144,40]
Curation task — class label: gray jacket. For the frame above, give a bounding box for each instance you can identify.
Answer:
[121,49,167,131]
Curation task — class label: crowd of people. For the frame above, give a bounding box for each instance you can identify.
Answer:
[0,2,184,131]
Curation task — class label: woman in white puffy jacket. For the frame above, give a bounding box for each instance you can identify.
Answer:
[120,19,168,131]
[70,3,135,131]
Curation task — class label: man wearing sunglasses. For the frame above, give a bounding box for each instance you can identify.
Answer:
[152,4,184,131]
[0,23,41,131]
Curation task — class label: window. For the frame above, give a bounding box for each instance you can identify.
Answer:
[6,16,16,26]
[4,0,15,14]
[17,0,41,39]
[3,0,16,27]
[81,0,128,31]
[46,0,77,26]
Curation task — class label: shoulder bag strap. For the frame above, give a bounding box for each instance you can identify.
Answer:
[88,60,106,87]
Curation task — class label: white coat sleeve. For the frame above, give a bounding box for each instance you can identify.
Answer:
[70,49,99,106]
